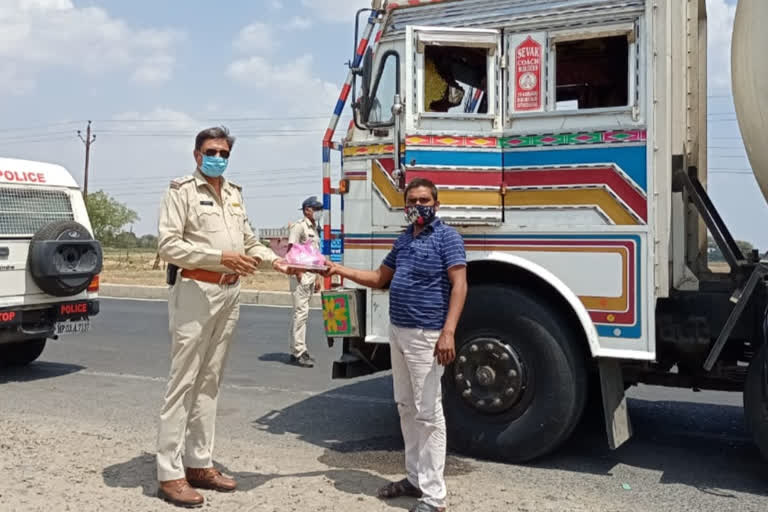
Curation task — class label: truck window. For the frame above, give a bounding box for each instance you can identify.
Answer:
[423,45,488,114]
[368,53,398,125]
[554,35,629,110]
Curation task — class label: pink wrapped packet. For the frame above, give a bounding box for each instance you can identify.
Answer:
[285,240,328,271]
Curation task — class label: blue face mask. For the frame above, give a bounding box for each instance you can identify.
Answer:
[200,155,228,178]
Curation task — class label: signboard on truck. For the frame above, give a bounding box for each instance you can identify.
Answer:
[509,33,546,113]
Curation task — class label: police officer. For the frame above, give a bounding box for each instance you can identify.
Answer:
[287,196,323,368]
[156,126,292,508]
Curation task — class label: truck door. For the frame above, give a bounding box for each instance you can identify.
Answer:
[402,26,504,226]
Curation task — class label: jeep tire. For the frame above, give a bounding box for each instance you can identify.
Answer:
[0,339,46,367]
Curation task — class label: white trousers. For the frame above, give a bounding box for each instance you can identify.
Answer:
[289,272,316,357]
[390,325,447,508]
[156,278,240,481]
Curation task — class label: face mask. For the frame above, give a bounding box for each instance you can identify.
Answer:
[313,211,324,224]
[200,155,228,178]
[405,205,436,226]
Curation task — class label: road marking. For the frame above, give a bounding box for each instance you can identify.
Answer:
[77,369,391,405]
[98,296,320,310]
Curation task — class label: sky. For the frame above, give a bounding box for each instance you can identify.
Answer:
[0,0,762,247]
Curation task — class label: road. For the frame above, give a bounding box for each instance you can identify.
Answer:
[1,298,767,511]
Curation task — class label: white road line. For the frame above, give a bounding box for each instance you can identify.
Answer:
[98,296,319,310]
[77,369,391,405]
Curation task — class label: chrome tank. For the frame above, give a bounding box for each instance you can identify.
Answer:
[732,0,768,202]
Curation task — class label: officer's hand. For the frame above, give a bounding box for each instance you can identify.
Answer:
[221,251,259,275]
[272,258,293,275]
[314,279,322,293]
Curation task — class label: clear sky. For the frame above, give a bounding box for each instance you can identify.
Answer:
[0,0,763,248]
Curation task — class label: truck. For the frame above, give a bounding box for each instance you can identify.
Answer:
[318,0,768,463]
[0,158,102,367]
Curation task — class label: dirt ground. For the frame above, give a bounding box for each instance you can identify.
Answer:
[101,249,290,291]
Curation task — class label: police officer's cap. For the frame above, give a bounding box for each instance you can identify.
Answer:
[301,196,323,210]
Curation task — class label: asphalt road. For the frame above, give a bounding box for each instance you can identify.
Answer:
[2,298,768,511]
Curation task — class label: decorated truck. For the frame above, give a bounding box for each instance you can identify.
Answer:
[319,0,768,462]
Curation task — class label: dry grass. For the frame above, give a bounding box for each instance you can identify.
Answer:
[100,248,290,291]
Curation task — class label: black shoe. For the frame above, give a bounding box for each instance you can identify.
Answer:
[305,352,316,363]
[290,352,314,368]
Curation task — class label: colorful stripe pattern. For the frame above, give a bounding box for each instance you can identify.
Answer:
[344,233,642,339]
[405,130,647,149]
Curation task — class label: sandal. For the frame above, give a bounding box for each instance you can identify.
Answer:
[377,478,423,500]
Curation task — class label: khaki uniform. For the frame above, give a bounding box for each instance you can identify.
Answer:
[288,217,320,357]
[156,169,276,482]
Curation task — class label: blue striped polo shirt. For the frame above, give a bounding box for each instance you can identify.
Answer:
[382,218,466,330]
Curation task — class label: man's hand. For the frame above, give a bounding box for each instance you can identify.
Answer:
[272,258,294,275]
[314,278,322,293]
[434,330,456,366]
[221,251,259,275]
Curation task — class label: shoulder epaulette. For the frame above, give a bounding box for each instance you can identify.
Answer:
[228,180,242,191]
[169,175,194,190]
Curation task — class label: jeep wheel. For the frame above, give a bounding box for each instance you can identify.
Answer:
[28,220,102,297]
[443,283,588,463]
[0,339,46,367]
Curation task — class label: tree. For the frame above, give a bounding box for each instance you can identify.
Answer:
[86,190,139,244]
[114,231,138,249]
[708,236,757,262]
[138,234,158,249]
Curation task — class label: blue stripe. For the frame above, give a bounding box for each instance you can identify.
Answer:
[323,194,331,209]
[322,146,331,163]
[333,99,345,116]
[404,146,647,191]
[406,149,502,168]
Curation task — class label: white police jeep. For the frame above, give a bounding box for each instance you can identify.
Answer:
[0,158,102,366]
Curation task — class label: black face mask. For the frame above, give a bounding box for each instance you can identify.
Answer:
[405,205,436,226]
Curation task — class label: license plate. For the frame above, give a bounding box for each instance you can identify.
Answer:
[55,319,90,336]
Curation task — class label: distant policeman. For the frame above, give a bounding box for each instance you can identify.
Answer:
[287,196,324,368]
[155,126,291,508]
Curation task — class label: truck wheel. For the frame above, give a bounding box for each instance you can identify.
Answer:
[28,220,101,297]
[744,343,768,459]
[444,283,588,463]
[0,340,47,367]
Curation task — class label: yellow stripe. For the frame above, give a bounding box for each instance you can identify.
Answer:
[372,162,404,207]
[505,189,638,225]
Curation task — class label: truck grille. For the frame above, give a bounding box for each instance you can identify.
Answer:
[0,186,75,237]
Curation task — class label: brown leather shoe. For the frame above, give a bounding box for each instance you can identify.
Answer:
[185,467,237,492]
[157,478,204,508]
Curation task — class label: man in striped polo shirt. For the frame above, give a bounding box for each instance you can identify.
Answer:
[328,178,467,512]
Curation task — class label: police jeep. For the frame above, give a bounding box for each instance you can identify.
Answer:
[0,158,102,367]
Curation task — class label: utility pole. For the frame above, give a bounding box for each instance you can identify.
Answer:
[77,120,96,204]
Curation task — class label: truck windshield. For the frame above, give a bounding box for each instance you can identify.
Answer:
[424,45,488,114]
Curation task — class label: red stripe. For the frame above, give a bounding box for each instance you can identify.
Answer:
[322,129,334,144]
[406,169,501,187]
[323,177,331,194]
[356,38,369,56]
[504,168,647,221]
[340,83,352,102]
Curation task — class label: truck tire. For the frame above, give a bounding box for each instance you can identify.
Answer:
[28,220,101,297]
[444,283,588,463]
[744,343,768,459]
[0,340,46,367]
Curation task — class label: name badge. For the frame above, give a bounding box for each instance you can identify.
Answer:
[200,201,214,206]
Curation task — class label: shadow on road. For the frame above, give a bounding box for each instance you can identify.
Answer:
[254,375,473,496]
[532,398,768,498]
[258,352,295,366]
[0,361,85,384]
[102,451,409,508]
[254,377,768,500]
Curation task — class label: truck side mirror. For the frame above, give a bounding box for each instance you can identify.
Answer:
[364,50,401,128]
